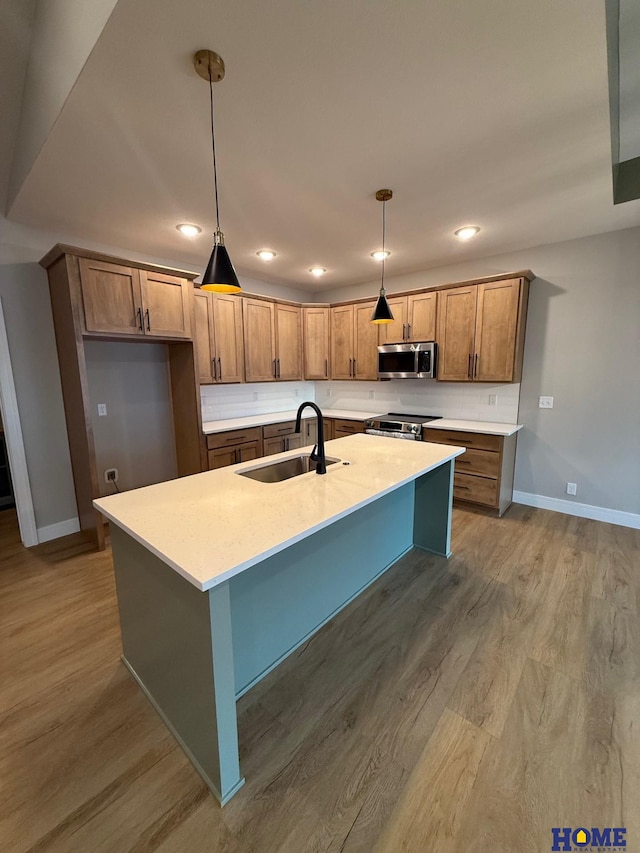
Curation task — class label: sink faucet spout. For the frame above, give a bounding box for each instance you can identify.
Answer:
[295,402,326,474]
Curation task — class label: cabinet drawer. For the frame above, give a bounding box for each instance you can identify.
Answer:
[263,420,297,438]
[454,473,498,507]
[423,428,502,452]
[207,427,262,450]
[332,418,365,435]
[454,448,500,479]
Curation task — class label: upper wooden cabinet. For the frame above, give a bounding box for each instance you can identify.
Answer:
[330,301,378,380]
[378,292,437,344]
[193,290,244,384]
[243,298,302,382]
[303,307,330,380]
[79,258,191,339]
[437,278,529,382]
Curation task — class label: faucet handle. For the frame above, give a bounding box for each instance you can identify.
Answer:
[309,444,319,462]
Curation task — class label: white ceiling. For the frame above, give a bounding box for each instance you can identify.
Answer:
[6,0,640,291]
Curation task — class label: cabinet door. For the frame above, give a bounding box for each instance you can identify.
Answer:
[353,301,379,380]
[79,258,144,336]
[377,297,408,344]
[237,442,261,463]
[323,419,334,441]
[285,433,305,451]
[407,291,437,341]
[212,293,245,383]
[193,291,215,383]
[474,279,521,382]
[330,305,354,379]
[436,285,477,381]
[303,307,330,379]
[243,298,277,382]
[139,271,191,338]
[263,435,286,456]
[275,304,302,381]
[208,447,238,469]
[302,419,318,446]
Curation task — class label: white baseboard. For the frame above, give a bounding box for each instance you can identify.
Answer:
[513,491,640,530]
[37,517,81,543]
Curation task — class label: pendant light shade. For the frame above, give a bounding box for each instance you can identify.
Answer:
[371,189,394,324]
[194,49,241,294]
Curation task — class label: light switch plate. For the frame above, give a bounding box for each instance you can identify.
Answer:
[488,394,497,406]
[539,396,554,408]
[97,403,107,416]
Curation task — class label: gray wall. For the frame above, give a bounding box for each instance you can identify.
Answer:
[318,226,640,516]
[85,341,177,496]
[0,262,78,529]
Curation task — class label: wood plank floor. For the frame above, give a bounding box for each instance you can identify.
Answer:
[1,504,638,852]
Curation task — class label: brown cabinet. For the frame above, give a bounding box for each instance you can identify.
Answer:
[193,290,244,384]
[333,418,365,438]
[423,427,517,516]
[323,419,334,441]
[303,307,330,379]
[262,420,305,455]
[437,278,528,383]
[378,291,437,344]
[206,427,263,469]
[79,258,191,339]
[330,301,378,380]
[243,298,302,382]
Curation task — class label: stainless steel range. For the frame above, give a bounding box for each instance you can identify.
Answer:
[364,413,442,440]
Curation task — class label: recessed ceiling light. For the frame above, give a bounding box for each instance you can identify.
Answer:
[256,249,277,261]
[176,223,202,237]
[454,226,481,241]
[309,267,327,277]
[371,250,391,261]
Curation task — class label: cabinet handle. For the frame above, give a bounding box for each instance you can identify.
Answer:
[145,308,151,331]
[407,324,411,340]
[136,307,144,331]
[349,358,352,377]
[325,358,328,378]
[212,358,217,380]
[474,353,479,378]
[402,324,406,340]
[218,357,222,380]
[468,354,472,378]
[353,358,357,377]
[273,359,277,378]
[456,484,470,491]
[233,449,238,464]
[277,358,281,379]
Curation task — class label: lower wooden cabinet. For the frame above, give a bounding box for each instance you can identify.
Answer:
[206,427,263,469]
[333,418,365,438]
[263,420,305,455]
[423,428,518,516]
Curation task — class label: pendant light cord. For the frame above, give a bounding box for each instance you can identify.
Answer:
[209,69,221,232]
[380,199,386,295]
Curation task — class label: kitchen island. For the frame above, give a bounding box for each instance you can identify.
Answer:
[94,433,464,804]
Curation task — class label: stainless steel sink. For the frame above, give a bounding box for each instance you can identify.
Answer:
[237,454,341,483]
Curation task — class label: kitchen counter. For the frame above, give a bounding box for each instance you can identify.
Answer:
[95,434,463,591]
[423,418,523,436]
[95,434,462,805]
[202,408,377,434]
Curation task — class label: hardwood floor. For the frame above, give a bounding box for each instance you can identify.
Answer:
[1,504,638,852]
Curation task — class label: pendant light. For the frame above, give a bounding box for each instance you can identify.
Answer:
[194,49,241,293]
[371,189,394,324]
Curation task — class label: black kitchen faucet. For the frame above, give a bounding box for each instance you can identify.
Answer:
[295,402,326,474]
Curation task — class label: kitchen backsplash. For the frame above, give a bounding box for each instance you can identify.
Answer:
[314,380,521,423]
[201,380,520,424]
[201,382,316,423]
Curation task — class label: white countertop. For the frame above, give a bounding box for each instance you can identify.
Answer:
[422,419,523,437]
[202,408,378,434]
[94,434,464,592]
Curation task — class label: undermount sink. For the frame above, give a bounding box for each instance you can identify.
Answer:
[237,454,341,483]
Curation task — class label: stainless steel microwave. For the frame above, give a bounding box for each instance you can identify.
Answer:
[377,341,437,379]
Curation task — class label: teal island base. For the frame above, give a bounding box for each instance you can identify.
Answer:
[110,460,454,804]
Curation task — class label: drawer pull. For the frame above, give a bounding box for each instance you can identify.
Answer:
[455,484,470,490]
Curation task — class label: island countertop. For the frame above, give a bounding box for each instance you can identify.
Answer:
[94,434,464,592]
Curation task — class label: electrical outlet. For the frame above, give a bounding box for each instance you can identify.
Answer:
[97,403,107,416]
[488,394,497,406]
[253,392,259,401]
[566,482,577,496]
[326,388,332,397]
[104,468,118,483]
[539,396,554,409]
[368,390,375,399]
